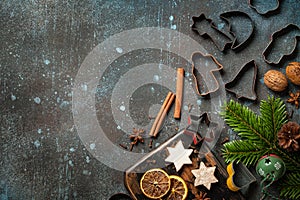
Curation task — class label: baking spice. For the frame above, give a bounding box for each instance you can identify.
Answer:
[129,128,145,151]
[126,173,141,195]
[148,139,153,148]
[180,157,198,184]
[149,92,175,137]
[193,191,210,200]
[174,68,184,119]
[287,91,300,109]
[119,143,128,150]
[205,152,217,167]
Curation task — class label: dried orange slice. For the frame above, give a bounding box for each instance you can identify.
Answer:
[140,168,171,199]
[166,175,188,200]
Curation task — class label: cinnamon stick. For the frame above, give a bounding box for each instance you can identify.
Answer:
[153,93,175,137]
[174,68,184,119]
[149,92,175,137]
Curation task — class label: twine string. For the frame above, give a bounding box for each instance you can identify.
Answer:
[260,173,280,200]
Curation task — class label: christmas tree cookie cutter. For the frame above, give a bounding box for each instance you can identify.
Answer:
[262,24,300,65]
[225,60,258,100]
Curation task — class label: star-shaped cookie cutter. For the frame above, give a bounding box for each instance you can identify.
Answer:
[192,12,254,52]
[191,13,233,52]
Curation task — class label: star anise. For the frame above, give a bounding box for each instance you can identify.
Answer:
[287,91,300,109]
[129,128,144,151]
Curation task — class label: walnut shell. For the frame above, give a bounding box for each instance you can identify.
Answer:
[264,70,288,92]
[286,62,300,85]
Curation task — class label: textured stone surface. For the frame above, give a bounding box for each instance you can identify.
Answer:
[0,0,299,199]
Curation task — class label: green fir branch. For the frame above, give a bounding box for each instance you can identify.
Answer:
[260,96,288,144]
[274,149,300,172]
[221,99,269,146]
[222,140,270,166]
[221,96,300,200]
[280,173,300,199]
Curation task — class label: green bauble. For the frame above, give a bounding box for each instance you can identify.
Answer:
[256,154,286,181]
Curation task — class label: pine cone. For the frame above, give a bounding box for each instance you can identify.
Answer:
[277,122,300,152]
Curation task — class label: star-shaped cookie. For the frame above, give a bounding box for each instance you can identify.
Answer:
[165,140,193,171]
[191,162,218,190]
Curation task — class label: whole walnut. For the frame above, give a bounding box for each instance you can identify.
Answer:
[286,62,300,85]
[264,70,288,92]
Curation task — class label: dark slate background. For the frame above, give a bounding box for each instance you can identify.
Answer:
[1,0,299,199]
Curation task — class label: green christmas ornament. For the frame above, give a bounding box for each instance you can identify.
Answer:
[256,154,286,181]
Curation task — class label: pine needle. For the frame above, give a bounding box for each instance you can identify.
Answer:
[280,173,300,199]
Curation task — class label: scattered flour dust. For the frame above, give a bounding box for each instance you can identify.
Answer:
[116,47,123,54]
[34,97,41,104]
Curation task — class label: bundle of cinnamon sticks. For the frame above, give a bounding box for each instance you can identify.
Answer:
[149,68,184,137]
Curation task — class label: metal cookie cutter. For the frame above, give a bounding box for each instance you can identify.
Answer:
[219,11,255,52]
[191,13,232,52]
[191,51,224,97]
[109,193,132,200]
[262,24,300,65]
[192,12,254,52]
[225,60,258,101]
[248,0,280,15]
[187,113,217,143]
[226,162,256,195]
